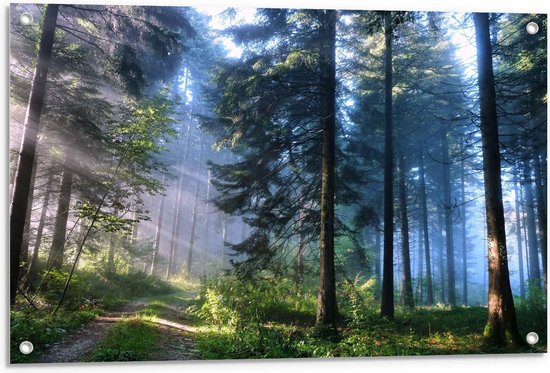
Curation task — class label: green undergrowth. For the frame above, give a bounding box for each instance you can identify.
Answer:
[10,307,98,364]
[10,269,179,364]
[193,275,547,359]
[86,317,161,362]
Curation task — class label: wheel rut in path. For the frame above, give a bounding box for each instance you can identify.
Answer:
[36,296,199,363]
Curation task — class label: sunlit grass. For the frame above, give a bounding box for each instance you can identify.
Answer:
[86,317,161,362]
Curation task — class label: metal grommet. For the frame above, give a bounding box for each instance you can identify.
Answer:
[20,12,33,25]
[19,341,34,354]
[526,332,539,345]
[526,22,539,35]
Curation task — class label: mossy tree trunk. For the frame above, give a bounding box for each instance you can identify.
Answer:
[474,12,523,347]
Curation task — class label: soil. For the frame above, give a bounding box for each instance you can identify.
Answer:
[35,297,200,363]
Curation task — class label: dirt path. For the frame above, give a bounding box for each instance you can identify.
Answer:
[36,294,200,363]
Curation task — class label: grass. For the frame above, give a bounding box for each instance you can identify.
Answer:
[10,269,179,364]
[10,306,99,363]
[192,276,547,359]
[86,317,161,362]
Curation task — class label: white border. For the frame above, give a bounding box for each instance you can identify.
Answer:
[2,1,549,373]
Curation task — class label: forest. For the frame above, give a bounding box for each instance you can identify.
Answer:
[9,3,547,363]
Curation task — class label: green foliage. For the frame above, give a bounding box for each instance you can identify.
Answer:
[10,307,97,363]
[193,275,546,359]
[515,281,548,346]
[38,269,174,311]
[194,275,316,330]
[87,318,160,361]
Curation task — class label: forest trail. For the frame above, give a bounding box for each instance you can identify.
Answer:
[36,290,200,363]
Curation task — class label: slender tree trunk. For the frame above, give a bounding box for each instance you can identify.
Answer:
[295,207,306,285]
[419,151,434,305]
[150,174,166,276]
[442,132,456,306]
[316,9,338,329]
[21,158,38,265]
[437,211,446,303]
[221,215,228,268]
[519,182,531,281]
[397,152,414,308]
[187,139,205,278]
[533,154,547,289]
[375,229,381,299]
[203,169,212,267]
[107,208,118,275]
[25,170,54,288]
[474,12,522,347]
[460,154,468,305]
[10,4,59,305]
[47,165,73,270]
[416,211,423,304]
[513,176,526,299]
[523,160,541,288]
[108,233,116,274]
[381,11,395,319]
[166,71,191,278]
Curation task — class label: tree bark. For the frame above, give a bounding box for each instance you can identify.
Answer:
[397,152,414,308]
[522,160,541,288]
[381,11,395,319]
[419,151,434,305]
[460,153,468,305]
[437,210,446,303]
[150,174,166,276]
[316,9,338,329]
[513,175,526,299]
[374,229,382,299]
[21,158,38,265]
[10,4,59,305]
[25,170,54,288]
[187,139,205,278]
[167,71,191,278]
[47,165,73,270]
[474,12,522,347]
[442,131,456,306]
[533,154,547,289]
[202,169,212,267]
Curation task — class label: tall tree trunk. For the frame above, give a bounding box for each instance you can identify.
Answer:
[374,229,381,299]
[166,71,191,278]
[47,165,73,270]
[107,208,118,275]
[202,169,212,268]
[416,211,423,304]
[533,154,547,289]
[460,153,468,305]
[513,176,526,299]
[150,174,166,276]
[108,232,116,274]
[10,4,59,305]
[474,12,522,347]
[21,158,38,265]
[381,11,395,319]
[295,207,306,285]
[419,151,434,305]
[221,215,228,268]
[25,170,54,288]
[316,9,338,329]
[397,152,414,308]
[523,160,541,288]
[442,132,456,306]
[437,211,446,303]
[187,139,205,278]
